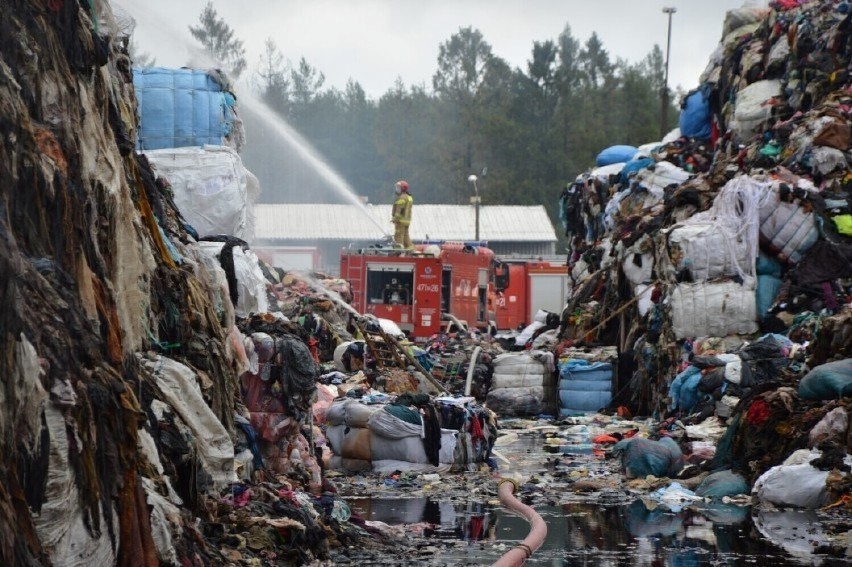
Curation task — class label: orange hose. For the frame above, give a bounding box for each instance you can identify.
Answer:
[492,478,547,567]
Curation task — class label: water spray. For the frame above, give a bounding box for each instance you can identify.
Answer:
[116,0,392,240]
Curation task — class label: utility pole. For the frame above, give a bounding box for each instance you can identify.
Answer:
[661,7,676,139]
[468,174,481,242]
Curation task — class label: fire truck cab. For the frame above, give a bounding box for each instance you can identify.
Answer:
[340,243,494,338]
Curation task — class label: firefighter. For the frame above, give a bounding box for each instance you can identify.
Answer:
[391,180,414,249]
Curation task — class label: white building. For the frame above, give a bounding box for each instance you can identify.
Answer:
[253,203,559,274]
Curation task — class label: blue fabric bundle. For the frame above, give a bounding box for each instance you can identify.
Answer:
[678,85,712,140]
[133,67,237,150]
[558,359,613,414]
[595,145,639,167]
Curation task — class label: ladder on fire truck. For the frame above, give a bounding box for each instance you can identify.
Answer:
[355,319,449,395]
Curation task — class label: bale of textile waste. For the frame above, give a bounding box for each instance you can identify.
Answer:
[325,399,376,428]
[797,359,852,400]
[326,424,457,467]
[486,387,543,417]
[611,437,684,479]
[146,146,255,240]
[367,408,422,439]
[491,352,546,389]
[666,221,752,282]
[670,281,758,339]
[758,186,819,264]
[558,359,613,414]
[133,67,241,151]
[596,145,638,167]
[695,470,749,499]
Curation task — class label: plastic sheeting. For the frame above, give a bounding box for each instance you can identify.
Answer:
[729,80,782,140]
[145,146,255,240]
[139,355,236,488]
[34,404,117,567]
[197,241,269,317]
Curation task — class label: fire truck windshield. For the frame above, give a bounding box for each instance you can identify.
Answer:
[366,269,413,305]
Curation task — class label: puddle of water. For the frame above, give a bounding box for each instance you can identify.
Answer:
[348,496,818,565]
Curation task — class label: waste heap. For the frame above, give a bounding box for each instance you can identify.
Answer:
[0,2,407,564]
[556,0,852,523]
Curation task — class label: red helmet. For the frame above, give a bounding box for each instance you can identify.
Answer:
[395,180,409,192]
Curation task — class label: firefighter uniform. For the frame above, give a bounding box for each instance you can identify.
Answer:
[392,182,414,249]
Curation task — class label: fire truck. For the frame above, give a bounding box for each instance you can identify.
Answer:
[491,258,571,330]
[340,243,569,338]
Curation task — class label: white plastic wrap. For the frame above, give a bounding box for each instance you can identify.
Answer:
[34,405,117,567]
[491,372,545,389]
[197,241,269,317]
[139,355,236,488]
[758,188,819,264]
[670,281,758,339]
[666,222,752,282]
[729,80,782,140]
[145,145,252,239]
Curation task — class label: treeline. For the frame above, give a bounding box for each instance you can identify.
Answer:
[184,4,679,233]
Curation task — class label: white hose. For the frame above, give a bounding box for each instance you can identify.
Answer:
[464,346,482,396]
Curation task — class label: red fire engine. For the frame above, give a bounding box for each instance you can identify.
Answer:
[340,243,570,338]
[340,243,495,338]
[491,259,571,330]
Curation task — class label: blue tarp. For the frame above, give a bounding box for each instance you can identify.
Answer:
[595,145,639,167]
[757,274,783,317]
[798,358,852,400]
[558,360,612,414]
[133,67,236,150]
[678,85,712,140]
[756,252,783,277]
[695,470,749,499]
[669,365,702,413]
[620,157,655,183]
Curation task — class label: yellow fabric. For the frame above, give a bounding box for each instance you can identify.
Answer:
[392,193,413,226]
[833,214,852,236]
[394,223,413,249]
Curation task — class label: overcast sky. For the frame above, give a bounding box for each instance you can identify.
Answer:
[117,0,754,98]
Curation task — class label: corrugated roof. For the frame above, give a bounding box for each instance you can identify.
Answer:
[255,204,557,243]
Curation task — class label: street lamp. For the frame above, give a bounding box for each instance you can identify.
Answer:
[468,174,481,242]
[661,6,676,139]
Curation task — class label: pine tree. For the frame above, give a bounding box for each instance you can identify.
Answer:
[188,2,247,78]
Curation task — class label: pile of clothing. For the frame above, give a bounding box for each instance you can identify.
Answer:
[554,0,852,529]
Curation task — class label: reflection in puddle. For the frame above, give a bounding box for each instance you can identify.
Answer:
[349,496,816,565]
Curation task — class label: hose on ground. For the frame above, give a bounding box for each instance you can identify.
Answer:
[492,477,547,566]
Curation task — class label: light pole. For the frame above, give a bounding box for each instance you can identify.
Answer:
[468,174,481,242]
[661,6,676,139]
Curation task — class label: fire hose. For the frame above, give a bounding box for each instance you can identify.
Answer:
[492,477,547,566]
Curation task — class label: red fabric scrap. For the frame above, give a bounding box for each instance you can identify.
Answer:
[746,398,771,426]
